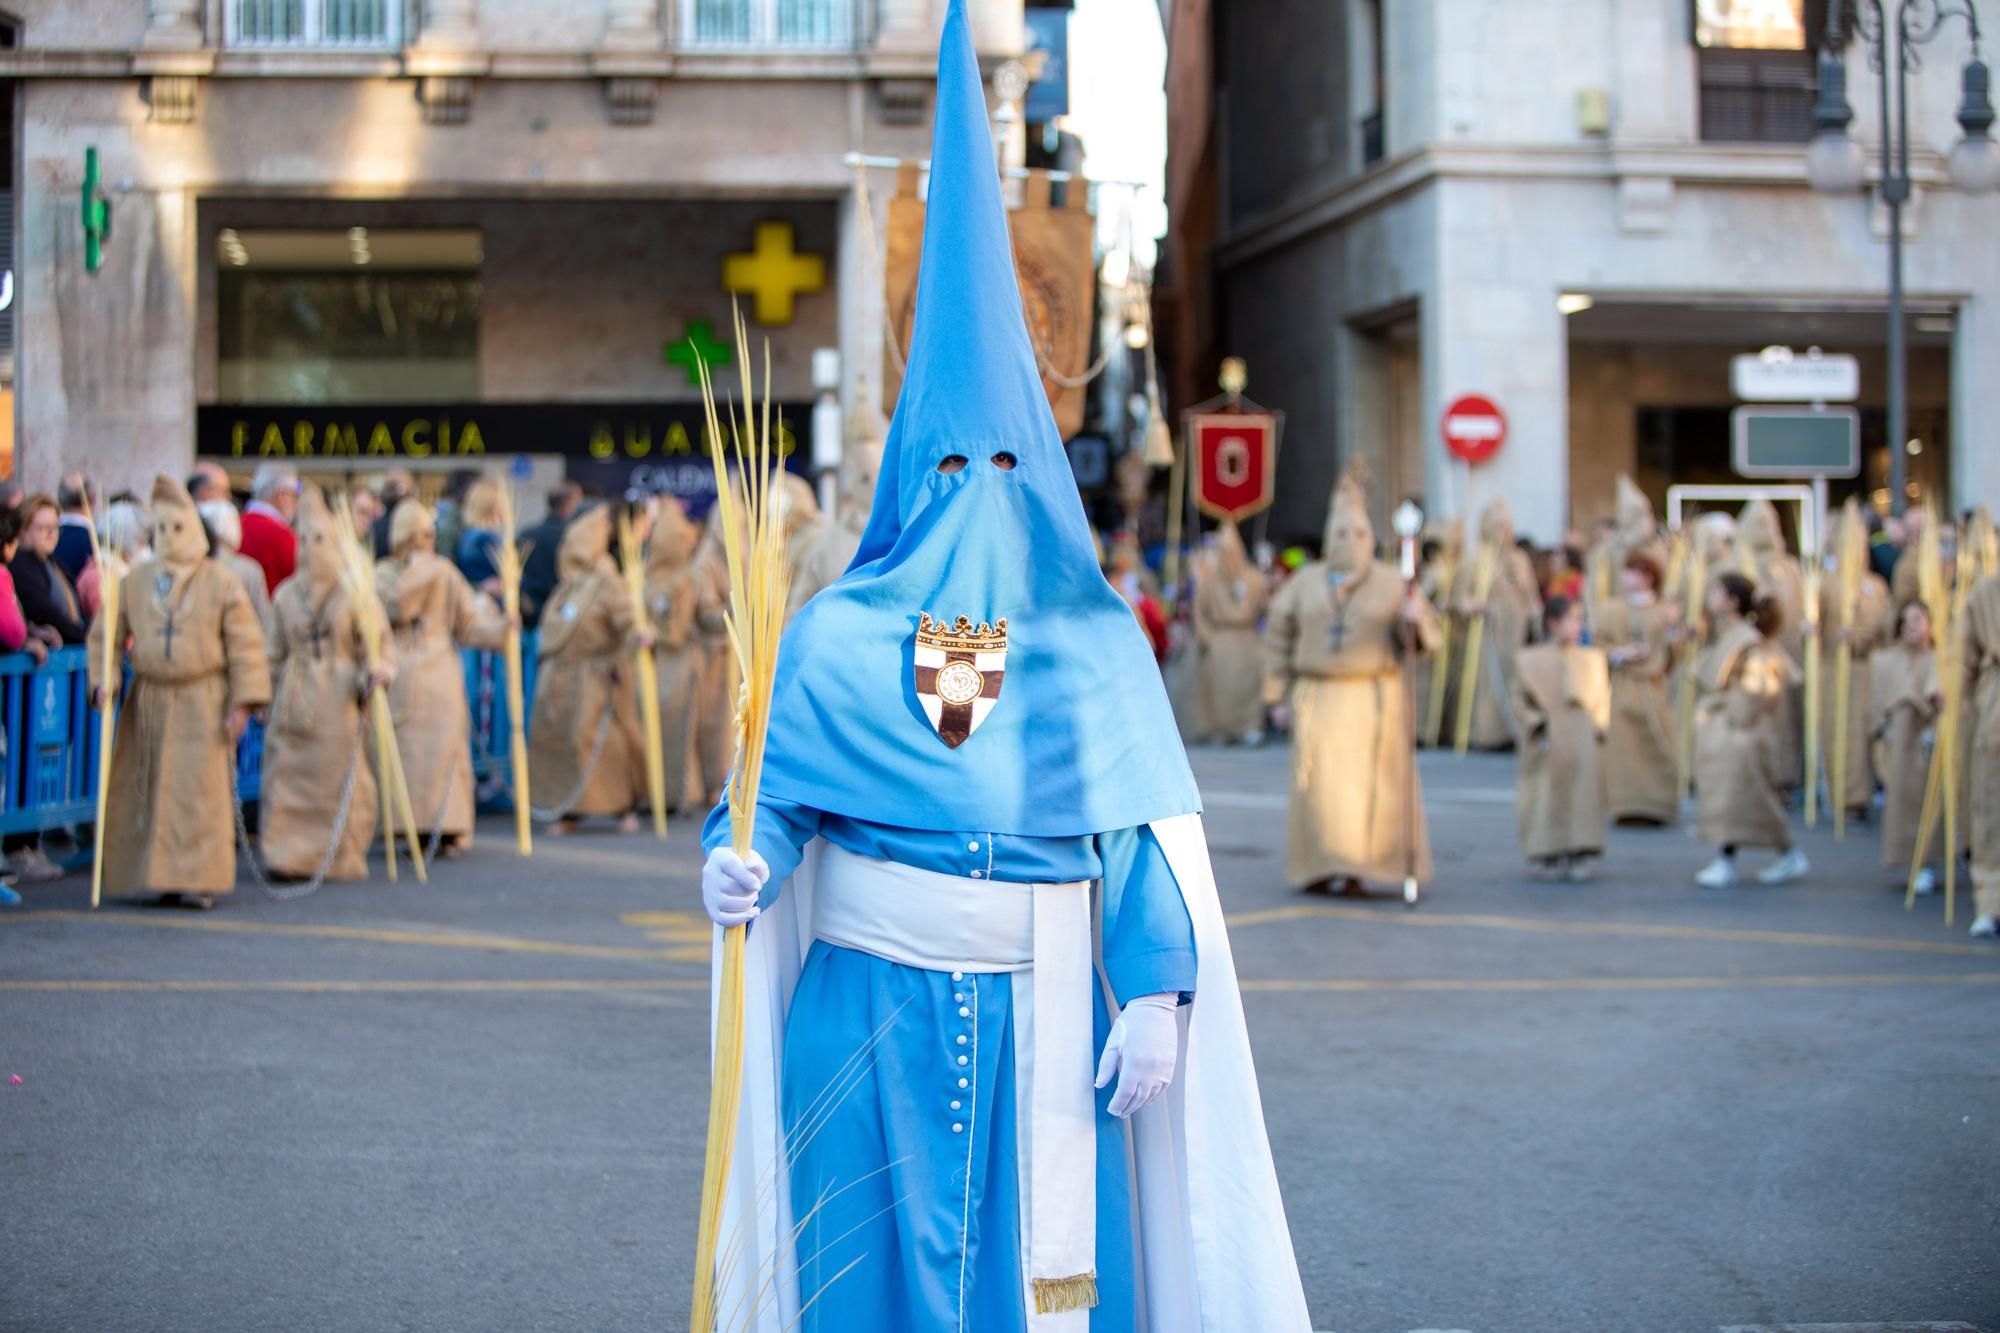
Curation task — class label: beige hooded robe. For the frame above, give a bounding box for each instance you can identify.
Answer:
[1816,502,1896,818]
[1694,618,1794,851]
[787,437,882,622]
[1449,498,1539,750]
[1193,521,1270,740]
[260,485,387,881]
[1414,518,1463,744]
[1595,592,1680,824]
[643,499,704,813]
[1265,470,1438,887]
[1961,573,2000,918]
[1584,475,1667,632]
[375,500,508,846]
[88,475,272,897]
[1731,498,1807,789]
[1512,642,1612,860]
[528,505,645,820]
[688,509,737,803]
[1870,640,1939,871]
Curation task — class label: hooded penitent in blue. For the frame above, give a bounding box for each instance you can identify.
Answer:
[754,0,1199,838]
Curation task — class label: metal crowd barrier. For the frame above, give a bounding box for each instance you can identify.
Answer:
[1,634,545,835]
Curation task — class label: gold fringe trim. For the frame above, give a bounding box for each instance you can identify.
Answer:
[1032,1271,1099,1315]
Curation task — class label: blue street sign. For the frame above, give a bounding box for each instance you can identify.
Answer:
[1024,9,1070,123]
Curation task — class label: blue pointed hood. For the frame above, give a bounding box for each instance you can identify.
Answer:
[755,0,1199,837]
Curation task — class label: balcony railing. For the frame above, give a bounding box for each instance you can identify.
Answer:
[226,0,402,49]
[684,0,858,50]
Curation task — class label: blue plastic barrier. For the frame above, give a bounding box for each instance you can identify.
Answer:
[0,634,550,841]
[0,646,101,837]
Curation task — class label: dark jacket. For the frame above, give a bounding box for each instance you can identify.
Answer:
[517,516,569,629]
[9,551,88,644]
[53,518,93,586]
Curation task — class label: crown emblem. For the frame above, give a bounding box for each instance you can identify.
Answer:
[917,613,1009,654]
[913,613,1009,748]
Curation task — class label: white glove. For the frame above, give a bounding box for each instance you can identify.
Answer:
[1094,991,1181,1119]
[701,846,769,927]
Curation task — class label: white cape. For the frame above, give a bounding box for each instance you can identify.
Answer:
[707,812,1313,1332]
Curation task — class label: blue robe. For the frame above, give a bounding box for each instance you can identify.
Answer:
[704,801,1197,1331]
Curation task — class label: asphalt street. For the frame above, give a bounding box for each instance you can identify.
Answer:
[2,745,1996,1332]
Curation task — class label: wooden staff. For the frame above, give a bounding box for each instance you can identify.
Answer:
[1675,535,1709,812]
[689,308,791,1333]
[1831,507,1866,840]
[335,497,426,883]
[617,508,669,840]
[84,503,120,911]
[1802,559,1823,830]
[1905,505,1954,916]
[496,487,533,857]
[1452,537,1499,756]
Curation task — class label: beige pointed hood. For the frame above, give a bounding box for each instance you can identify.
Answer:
[149,474,208,570]
[1479,497,1515,548]
[559,503,612,578]
[1214,518,1251,581]
[645,497,697,577]
[777,471,822,540]
[297,483,345,594]
[1739,497,1783,555]
[1615,475,1654,545]
[389,498,436,557]
[1323,463,1374,575]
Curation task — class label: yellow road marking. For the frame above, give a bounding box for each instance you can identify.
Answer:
[619,910,712,945]
[1238,972,2000,994]
[1222,904,2000,960]
[1,912,705,962]
[0,978,711,994]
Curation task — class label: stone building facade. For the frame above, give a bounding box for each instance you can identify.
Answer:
[0,0,1028,500]
[1163,0,1999,545]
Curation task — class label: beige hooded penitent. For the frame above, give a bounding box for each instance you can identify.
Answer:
[1263,463,1439,887]
[260,483,384,881]
[86,475,271,898]
[1192,519,1268,740]
[1448,497,1539,749]
[642,498,704,812]
[529,504,646,822]
[376,497,507,848]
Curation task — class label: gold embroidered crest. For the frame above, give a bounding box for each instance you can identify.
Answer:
[913,613,1008,749]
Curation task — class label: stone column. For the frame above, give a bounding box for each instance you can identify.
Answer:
[410,0,485,124]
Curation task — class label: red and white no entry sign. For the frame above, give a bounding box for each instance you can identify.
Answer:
[1441,393,1506,465]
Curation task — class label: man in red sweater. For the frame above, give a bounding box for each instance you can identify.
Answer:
[238,462,300,593]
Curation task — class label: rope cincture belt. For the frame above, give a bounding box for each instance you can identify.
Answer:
[813,843,1100,1324]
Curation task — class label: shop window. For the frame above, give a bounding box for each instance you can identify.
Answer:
[1693,0,1850,143]
[216,228,480,403]
[686,0,857,49]
[227,0,400,49]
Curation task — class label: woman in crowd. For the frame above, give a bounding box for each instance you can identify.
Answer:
[1597,553,1680,824]
[1512,595,1611,881]
[10,494,88,648]
[1872,599,1942,894]
[454,478,506,596]
[528,503,652,836]
[1692,571,1806,888]
[377,498,510,857]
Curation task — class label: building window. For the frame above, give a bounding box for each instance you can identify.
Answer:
[227,0,402,49]
[1693,0,1841,143]
[216,228,481,403]
[685,0,857,49]
[1355,0,1385,167]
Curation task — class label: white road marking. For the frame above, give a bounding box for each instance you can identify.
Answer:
[1720,1324,1983,1332]
[1204,787,1511,811]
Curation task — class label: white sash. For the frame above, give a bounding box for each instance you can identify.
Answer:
[815,843,1098,1327]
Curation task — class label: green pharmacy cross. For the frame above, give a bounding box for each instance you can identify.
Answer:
[81,147,111,274]
[665,319,733,387]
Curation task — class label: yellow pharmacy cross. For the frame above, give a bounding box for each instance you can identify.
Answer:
[724,222,826,325]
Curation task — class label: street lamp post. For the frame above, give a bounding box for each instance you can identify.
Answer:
[1805,0,2000,515]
